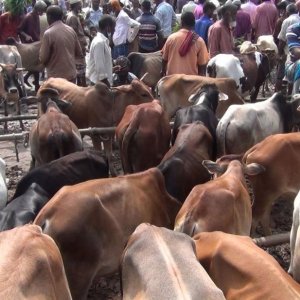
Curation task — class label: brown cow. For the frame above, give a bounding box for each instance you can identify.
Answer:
[37,78,153,175]
[174,160,265,236]
[34,168,181,299]
[158,122,213,203]
[30,100,83,168]
[116,100,171,174]
[157,74,244,119]
[121,223,225,300]
[216,133,300,235]
[194,231,300,299]
[0,225,72,300]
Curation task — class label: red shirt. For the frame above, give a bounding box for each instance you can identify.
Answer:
[0,12,23,44]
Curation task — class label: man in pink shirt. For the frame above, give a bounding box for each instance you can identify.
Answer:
[241,0,257,24]
[208,3,237,57]
[252,0,278,41]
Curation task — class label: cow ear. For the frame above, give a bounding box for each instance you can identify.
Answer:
[188,93,197,103]
[219,92,228,101]
[202,160,225,175]
[244,163,265,176]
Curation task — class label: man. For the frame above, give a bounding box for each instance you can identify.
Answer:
[208,3,237,57]
[233,0,251,41]
[154,0,177,45]
[241,0,256,24]
[87,15,115,86]
[182,0,197,14]
[85,0,103,30]
[66,0,89,86]
[110,0,140,59]
[39,5,83,82]
[194,0,206,20]
[161,12,209,76]
[18,1,47,43]
[112,56,137,86]
[130,0,142,19]
[277,4,300,91]
[195,1,216,45]
[252,0,278,41]
[285,22,300,94]
[136,0,163,52]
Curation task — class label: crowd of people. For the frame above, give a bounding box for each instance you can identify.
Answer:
[1,0,300,92]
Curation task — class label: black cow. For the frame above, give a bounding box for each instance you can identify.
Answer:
[0,150,109,231]
[171,84,223,159]
[12,149,108,200]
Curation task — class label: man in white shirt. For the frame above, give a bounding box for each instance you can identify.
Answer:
[110,0,140,59]
[154,0,177,44]
[87,15,115,86]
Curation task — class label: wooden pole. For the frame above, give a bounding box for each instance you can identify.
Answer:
[253,232,290,247]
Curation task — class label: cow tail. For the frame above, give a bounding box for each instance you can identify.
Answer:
[121,115,139,174]
[216,120,230,157]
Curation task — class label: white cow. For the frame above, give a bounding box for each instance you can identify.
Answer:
[216,93,300,157]
[206,54,246,95]
[289,190,300,282]
[0,158,7,209]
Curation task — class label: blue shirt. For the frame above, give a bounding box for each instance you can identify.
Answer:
[195,15,213,46]
[286,22,300,62]
[136,12,162,51]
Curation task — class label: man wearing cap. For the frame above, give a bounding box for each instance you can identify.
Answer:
[66,0,89,86]
[208,3,237,57]
[161,12,209,76]
[40,5,83,82]
[110,0,140,58]
[112,56,137,86]
[136,0,163,52]
[252,0,278,41]
[18,0,47,43]
[85,0,103,30]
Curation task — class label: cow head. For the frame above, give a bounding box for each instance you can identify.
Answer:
[202,158,265,179]
[0,63,23,102]
[188,84,228,113]
[38,88,72,114]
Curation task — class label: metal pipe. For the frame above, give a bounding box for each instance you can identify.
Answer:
[253,232,290,247]
[0,115,37,122]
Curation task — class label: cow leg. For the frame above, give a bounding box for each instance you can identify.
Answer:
[3,99,8,133]
[24,71,32,87]
[16,99,24,131]
[250,86,260,103]
[33,72,40,92]
[260,206,272,236]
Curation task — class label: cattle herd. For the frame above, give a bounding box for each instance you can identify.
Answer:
[1,39,300,299]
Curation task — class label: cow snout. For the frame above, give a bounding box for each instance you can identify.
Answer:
[8,87,18,94]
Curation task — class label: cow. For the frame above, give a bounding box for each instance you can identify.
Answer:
[128,51,162,89]
[289,190,300,283]
[116,100,171,174]
[6,38,42,92]
[34,168,181,299]
[215,133,300,235]
[36,78,154,175]
[194,231,300,299]
[0,45,27,132]
[29,100,83,168]
[0,225,72,299]
[158,122,213,203]
[174,160,265,237]
[121,223,225,300]
[171,84,226,157]
[0,158,7,209]
[207,52,273,102]
[12,149,108,200]
[157,74,244,119]
[0,151,109,231]
[216,93,300,157]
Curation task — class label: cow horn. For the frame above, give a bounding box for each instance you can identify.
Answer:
[16,67,25,72]
[20,96,38,105]
[140,72,149,82]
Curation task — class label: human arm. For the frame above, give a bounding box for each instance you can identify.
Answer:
[18,16,33,42]
[207,25,220,58]
[74,35,84,60]
[161,38,170,76]
[39,33,51,66]
[197,37,209,75]
[161,59,167,77]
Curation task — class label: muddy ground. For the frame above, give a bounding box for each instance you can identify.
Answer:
[0,93,294,299]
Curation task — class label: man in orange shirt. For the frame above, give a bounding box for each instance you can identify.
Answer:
[161,12,209,76]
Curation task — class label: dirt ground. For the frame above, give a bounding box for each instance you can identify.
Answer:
[0,90,294,299]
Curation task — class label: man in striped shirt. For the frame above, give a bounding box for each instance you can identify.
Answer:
[136,0,163,52]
